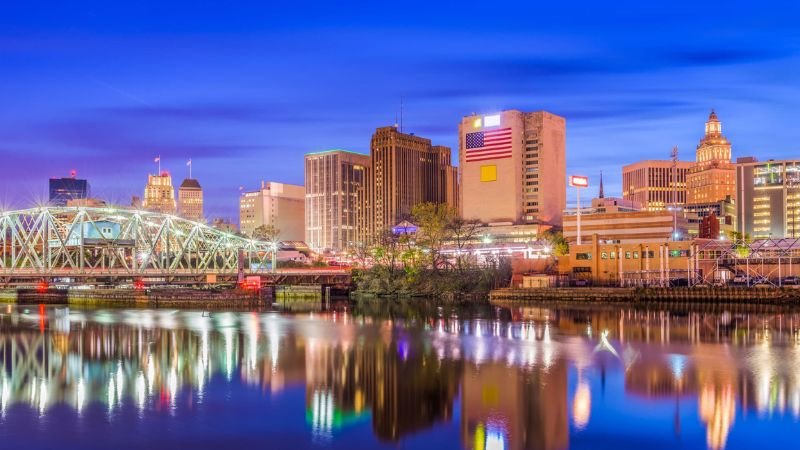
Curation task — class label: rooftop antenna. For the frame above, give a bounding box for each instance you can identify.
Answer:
[187,159,193,179]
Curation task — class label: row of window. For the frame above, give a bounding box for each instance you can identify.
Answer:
[576,250,691,260]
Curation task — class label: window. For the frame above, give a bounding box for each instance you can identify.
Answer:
[576,253,592,260]
[633,252,639,259]
[625,251,632,259]
[601,252,608,260]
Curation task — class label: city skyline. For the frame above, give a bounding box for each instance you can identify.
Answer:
[2,1,800,220]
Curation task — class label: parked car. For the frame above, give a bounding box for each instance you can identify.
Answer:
[781,276,799,285]
[573,279,591,287]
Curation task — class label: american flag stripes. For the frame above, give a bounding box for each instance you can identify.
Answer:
[464,128,513,162]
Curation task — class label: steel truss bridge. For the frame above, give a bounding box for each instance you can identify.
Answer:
[0,207,280,286]
[615,238,800,288]
[694,237,800,287]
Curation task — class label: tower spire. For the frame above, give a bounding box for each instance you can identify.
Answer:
[598,171,605,198]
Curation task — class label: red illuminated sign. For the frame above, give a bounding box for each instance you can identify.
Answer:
[569,175,589,187]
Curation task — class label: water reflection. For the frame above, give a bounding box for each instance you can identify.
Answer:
[0,303,799,449]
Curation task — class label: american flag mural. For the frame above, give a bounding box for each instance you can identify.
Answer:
[464,128,513,162]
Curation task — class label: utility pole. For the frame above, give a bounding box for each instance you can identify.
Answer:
[570,176,589,246]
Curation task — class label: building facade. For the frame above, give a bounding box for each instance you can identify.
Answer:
[142,173,176,214]
[459,110,566,226]
[735,157,800,239]
[622,160,692,211]
[177,178,204,222]
[49,175,89,206]
[564,238,694,286]
[304,149,370,252]
[363,126,458,240]
[683,196,736,238]
[686,111,736,204]
[210,217,237,234]
[563,207,689,244]
[239,181,305,241]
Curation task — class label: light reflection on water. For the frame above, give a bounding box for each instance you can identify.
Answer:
[0,303,799,449]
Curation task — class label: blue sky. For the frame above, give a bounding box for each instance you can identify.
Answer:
[1,1,799,219]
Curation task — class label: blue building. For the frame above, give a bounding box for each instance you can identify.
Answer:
[49,176,89,206]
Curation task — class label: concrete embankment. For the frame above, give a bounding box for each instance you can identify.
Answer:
[489,287,800,306]
[0,288,267,308]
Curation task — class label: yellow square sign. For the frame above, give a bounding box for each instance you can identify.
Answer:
[480,165,497,182]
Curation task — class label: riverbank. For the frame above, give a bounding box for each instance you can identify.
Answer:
[489,286,800,305]
[0,287,268,308]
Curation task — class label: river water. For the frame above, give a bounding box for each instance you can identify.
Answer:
[0,301,798,449]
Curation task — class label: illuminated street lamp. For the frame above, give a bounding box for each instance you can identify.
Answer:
[570,175,589,245]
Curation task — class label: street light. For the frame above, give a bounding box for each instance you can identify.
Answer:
[570,175,589,245]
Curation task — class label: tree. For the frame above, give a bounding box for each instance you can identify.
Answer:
[446,217,482,273]
[252,224,280,272]
[541,230,569,256]
[411,202,457,272]
[252,224,280,244]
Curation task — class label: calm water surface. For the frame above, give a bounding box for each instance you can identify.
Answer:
[0,301,799,449]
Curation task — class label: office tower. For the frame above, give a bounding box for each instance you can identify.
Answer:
[364,126,458,239]
[239,181,305,241]
[304,149,370,252]
[177,178,204,222]
[458,110,565,226]
[736,157,800,239]
[622,160,693,211]
[49,172,89,206]
[686,111,736,204]
[142,172,176,214]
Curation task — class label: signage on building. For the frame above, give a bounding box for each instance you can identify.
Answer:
[569,175,589,188]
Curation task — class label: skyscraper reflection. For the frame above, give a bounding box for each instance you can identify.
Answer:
[462,360,569,450]
[0,304,799,449]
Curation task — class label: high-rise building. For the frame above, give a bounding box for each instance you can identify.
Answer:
[304,149,370,252]
[142,172,176,214]
[363,126,458,239]
[49,173,89,206]
[686,111,736,204]
[459,110,565,226]
[622,160,693,211]
[177,178,204,222]
[239,181,305,241]
[736,157,800,239]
